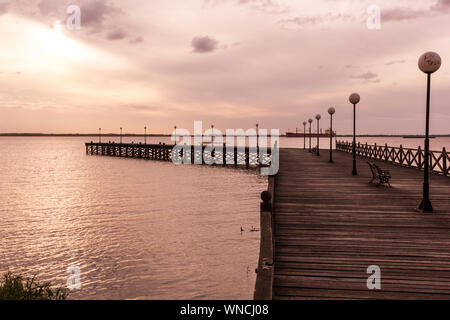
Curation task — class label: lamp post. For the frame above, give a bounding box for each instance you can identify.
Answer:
[174,125,177,144]
[349,93,360,175]
[144,126,147,144]
[99,128,101,143]
[303,121,307,150]
[315,114,321,156]
[211,124,214,145]
[418,51,441,213]
[256,123,259,152]
[308,119,313,152]
[120,127,122,144]
[328,107,336,163]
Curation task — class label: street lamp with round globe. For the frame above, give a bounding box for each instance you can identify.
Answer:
[315,114,321,156]
[417,51,442,213]
[302,121,307,150]
[308,119,313,152]
[328,107,336,163]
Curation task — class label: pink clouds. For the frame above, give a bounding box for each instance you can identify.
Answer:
[78,0,122,28]
[191,36,220,53]
[0,1,9,15]
[106,29,127,40]
[0,0,449,135]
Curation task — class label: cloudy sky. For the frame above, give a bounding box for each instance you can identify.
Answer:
[0,0,449,134]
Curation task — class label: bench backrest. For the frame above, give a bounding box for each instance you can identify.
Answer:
[367,161,378,178]
[373,163,384,175]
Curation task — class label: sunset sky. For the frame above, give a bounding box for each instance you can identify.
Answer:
[0,0,449,134]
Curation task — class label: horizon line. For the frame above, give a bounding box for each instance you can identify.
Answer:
[1,133,450,137]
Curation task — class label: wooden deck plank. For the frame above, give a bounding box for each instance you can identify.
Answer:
[273,148,450,300]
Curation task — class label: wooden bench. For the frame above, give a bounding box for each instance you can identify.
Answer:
[367,161,392,188]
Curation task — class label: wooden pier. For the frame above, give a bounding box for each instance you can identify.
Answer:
[85,141,272,168]
[255,148,450,300]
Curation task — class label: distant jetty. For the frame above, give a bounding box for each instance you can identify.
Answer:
[403,135,436,139]
[285,132,336,138]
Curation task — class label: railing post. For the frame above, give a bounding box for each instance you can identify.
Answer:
[254,190,274,300]
[443,147,447,176]
[385,143,388,161]
[399,144,403,165]
[223,143,226,166]
[418,146,422,170]
[260,190,272,212]
[246,147,250,169]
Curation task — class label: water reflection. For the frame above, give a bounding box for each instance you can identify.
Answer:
[0,137,267,299]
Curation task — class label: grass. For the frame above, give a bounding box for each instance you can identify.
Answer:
[0,272,69,300]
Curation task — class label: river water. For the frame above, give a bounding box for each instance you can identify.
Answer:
[0,136,267,299]
[1,136,449,299]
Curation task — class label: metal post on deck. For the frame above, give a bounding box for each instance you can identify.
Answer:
[418,51,441,213]
[174,126,177,145]
[443,147,447,176]
[99,128,101,143]
[303,122,307,150]
[144,126,147,145]
[256,123,259,158]
[308,119,313,152]
[349,93,360,175]
[315,114,321,156]
[328,107,335,163]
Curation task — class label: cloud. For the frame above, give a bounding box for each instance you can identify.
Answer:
[381,0,450,23]
[191,36,220,53]
[431,0,450,11]
[106,29,126,40]
[129,36,144,44]
[37,0,62,15]
[0,1,9,15]
[382,7,427,22]
[126,105,159,111]
[80,0,122,28]
[385,60,406,66]
[278,13,353,29]
[204,0,289,14]
[351,72,378,80]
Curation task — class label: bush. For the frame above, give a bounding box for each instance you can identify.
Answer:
[0,272,68,300]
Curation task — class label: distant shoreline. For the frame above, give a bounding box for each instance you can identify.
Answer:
[1,133,450,138]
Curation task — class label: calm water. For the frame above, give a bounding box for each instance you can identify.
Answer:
[0,137,267,299]
[1,135,449,300]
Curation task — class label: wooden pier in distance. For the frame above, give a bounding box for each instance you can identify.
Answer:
[256,148,450,300]
[85,141,272,168]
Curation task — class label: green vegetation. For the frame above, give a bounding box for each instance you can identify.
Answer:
[0,272,68,300]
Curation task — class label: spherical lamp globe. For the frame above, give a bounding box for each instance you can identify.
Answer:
[418,52,441,74]
[349,93,360,105]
